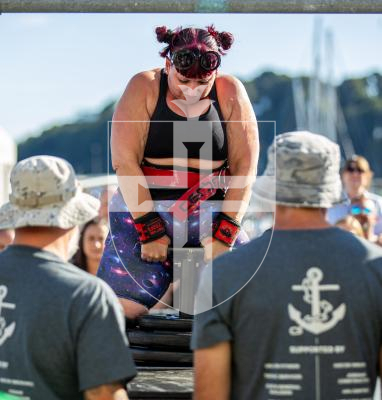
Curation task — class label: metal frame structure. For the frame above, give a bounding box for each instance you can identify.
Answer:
[0,0,382,13]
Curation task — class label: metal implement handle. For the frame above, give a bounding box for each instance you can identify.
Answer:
[1,0,381,13]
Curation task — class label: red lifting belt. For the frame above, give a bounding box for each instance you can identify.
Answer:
[141,165,230,221]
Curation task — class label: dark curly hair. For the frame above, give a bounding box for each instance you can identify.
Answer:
[155,25,234,78]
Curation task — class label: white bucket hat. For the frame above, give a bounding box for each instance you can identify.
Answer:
[253,131,347,208]
[0,155,100,230]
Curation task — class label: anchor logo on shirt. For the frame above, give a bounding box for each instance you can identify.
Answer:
[288,268,346,336]
[0,285,16,346]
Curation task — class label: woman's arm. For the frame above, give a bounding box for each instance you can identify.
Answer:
[112,71,155,218]
[111,70,170,263]
[219,74,259,222]
[202,75,259,260]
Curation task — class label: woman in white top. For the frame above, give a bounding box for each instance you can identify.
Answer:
[327,155,382,238]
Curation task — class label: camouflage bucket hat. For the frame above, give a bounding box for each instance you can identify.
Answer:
[253,131,346,208]
[0,156,100,229]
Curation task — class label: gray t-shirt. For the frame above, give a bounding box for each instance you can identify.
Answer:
[0,245,137,400]
[192,228,382,400]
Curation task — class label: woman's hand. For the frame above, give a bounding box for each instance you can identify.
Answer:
[201,237,231,262]
[141,235,171,263]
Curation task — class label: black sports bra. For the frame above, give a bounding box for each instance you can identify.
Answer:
[144,69,228,161]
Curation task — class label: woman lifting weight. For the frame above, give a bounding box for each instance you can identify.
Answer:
[97,25,259,318]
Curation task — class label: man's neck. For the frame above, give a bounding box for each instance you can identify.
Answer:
[274,206,331,230]
[13,227,70,261]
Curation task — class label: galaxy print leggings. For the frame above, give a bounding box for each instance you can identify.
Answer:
[97,189,249,308]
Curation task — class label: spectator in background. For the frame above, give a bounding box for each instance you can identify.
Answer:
[327,155,382,236]
[335,215,365,238]
[0,229,14,251]
[72,218,109,275]
[0,155,136,400]
[349,195,382,246]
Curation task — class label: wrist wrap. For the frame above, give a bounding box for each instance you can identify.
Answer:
[212,213,241,247]
[133,212,167,244]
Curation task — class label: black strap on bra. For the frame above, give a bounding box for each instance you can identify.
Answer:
[209,78,219,103]
[157,70,168,113]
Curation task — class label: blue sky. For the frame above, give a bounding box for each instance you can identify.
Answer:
[1,13,381,141]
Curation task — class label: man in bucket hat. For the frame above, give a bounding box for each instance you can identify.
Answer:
[0,156,136,400]
[192,131,382,400]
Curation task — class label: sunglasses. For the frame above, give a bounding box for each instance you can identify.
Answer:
[171,48,221,72]
[350,205,373,215]
[345,166,366,174]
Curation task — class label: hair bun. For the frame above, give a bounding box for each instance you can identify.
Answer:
[218,31,234,50]
[155,26,172,44]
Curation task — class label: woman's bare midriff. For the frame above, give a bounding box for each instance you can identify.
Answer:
[144,157,225,170]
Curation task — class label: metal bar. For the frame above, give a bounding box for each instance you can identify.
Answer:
[0,0,382,13]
